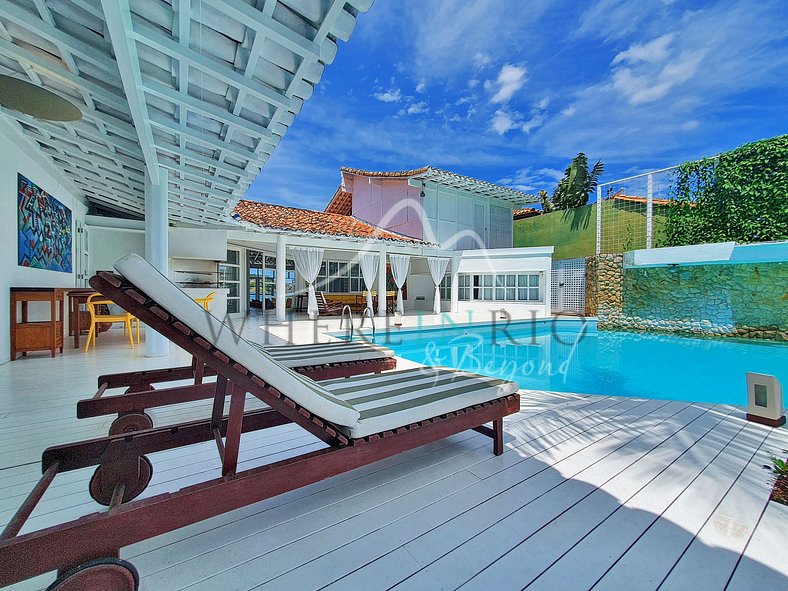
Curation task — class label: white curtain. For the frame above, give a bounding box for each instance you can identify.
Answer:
[427,257,450,314]
[358,252,379,313]
[291,247,324,318]
[389,254,410,316]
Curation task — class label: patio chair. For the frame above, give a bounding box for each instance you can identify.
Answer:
[0,253,519,590]
[318,291,345,315]
[193,290,216,311]
[83,293,138,352]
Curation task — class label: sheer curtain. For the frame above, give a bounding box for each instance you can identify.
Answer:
[389,254,410,316]
[358,252,379,313]
[427,257,450,314]
[291,247,324,318]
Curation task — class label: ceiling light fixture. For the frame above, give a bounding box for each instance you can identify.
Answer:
[0,75,82,121]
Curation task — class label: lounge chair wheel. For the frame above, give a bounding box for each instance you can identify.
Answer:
[109,412,153,435]
[46,557,139,591]
[89,455,153,506]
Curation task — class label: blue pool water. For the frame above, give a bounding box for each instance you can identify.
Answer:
[344,320,788,405]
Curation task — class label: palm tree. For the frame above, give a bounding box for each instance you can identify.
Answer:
[552,153,604,210]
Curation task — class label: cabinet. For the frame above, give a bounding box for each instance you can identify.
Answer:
[10,288,65,360]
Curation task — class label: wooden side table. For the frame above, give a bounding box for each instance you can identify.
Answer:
[10,288,65,360]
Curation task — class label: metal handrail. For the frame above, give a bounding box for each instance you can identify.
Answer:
[360,306,376,340]
[339,305,354,340]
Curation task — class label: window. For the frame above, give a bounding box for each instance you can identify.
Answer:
[439,273,452,300]
[459,273,541,302]
[482,274,493,301]
[350,263,362,292]
[458,274,471,300]
[315,260,360,294]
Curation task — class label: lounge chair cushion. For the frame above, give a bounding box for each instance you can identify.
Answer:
[114,254,360,426]
[321,367,519,438]
[256,341,394,367]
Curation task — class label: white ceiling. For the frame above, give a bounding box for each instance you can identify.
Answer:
[0,0,370,224]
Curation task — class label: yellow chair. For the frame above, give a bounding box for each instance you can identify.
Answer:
[84,293,136,352]
[194,291,217,311]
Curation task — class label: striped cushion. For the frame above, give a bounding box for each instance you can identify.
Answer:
[322,367,519,438]
[255,341,393,367]
[113,254,360,426]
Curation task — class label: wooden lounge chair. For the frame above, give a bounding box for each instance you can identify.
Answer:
[0,254,520,590]
[318,291,345,315]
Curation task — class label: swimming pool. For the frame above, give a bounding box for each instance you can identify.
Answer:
[342,319,788,405]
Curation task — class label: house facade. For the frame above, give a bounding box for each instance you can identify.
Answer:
[227,166,553,320]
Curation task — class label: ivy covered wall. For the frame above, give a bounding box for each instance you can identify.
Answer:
[665,134,788,246]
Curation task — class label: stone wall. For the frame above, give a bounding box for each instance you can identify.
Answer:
[593,255,788,341]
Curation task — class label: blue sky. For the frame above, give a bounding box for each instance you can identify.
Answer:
[246,0,788,210]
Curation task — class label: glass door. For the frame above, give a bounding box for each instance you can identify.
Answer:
[219,249,241,314]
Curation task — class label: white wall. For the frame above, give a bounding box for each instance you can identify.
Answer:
[88,225,145,275]
[455,247,554,318]
[0,120,88,364]
[421,183,515,250]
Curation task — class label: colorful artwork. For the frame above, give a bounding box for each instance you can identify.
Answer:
[17,174,72,273]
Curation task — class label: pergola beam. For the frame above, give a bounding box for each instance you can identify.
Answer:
[100,0,161,185]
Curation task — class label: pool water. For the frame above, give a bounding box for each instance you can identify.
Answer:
[346,320,788,405]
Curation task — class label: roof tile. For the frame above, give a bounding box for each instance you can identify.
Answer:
[233,200,426,244]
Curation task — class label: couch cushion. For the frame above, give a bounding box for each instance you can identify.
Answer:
[256,341,393,367]
[321,366,519,438]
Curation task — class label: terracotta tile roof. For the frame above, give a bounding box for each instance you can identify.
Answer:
[233,200,426,244]
[607,190,672,206]
[340,166,430,178]
[513,207,543,220]
[324,187,352,215]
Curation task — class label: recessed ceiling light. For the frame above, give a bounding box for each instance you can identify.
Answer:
[0,75,82,122]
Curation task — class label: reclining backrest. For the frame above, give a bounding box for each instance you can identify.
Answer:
[113,254,360,427]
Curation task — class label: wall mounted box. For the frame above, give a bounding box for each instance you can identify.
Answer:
[746,372,784,427]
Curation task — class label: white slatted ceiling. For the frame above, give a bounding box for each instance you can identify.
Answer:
[0,0,370,224]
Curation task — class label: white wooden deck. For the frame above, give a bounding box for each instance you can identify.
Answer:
[1,328,787,591]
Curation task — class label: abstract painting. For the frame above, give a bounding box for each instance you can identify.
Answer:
[17,173,72,273]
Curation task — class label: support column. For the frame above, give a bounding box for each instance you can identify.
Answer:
[450,256,460,313]
[595,185,602,255]
[144,168,169,357]
[275,234,287,322]
[377,247,387,317]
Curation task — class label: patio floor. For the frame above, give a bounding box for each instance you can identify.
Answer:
[1,326,787,590]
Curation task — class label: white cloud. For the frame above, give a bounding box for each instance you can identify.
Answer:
[455,96,474,105]
[485,64,528,104]
[373,87,403,103]
[561,106,577,117]
[609,32,706,106]
[407,101,428,114]
[489,97,549,135]
[491,109,517,134]
[473,52,492,69]
[497,167,565,192]
[520,112,547,134]
[415,80,427,93]
[681,120,699,131]
[612,33,674,66]
[468,79,479,89]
